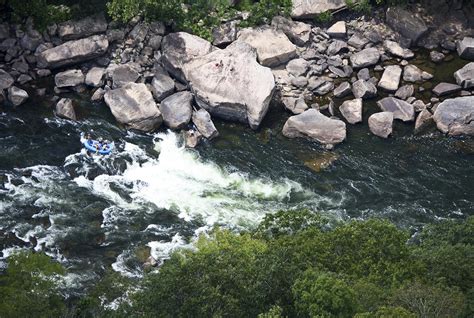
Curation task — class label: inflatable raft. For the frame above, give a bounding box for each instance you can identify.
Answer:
[81,134,114,155]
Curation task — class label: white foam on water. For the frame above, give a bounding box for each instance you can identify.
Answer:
[147,233,191,264]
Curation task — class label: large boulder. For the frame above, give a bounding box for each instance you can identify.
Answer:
[454,62,474,89]
[456,37,474,60]
[110,63,140,88]
[0,69,14,90]
[377,97,415,121]
[237,27,297,67]
[185,41,275,129]
[55,69,84,88]
[159,91,193,129]
[161,32,213,83]
[385,7,428,44]
[150,72,175,102]
[104,82,162,132]
[271,16,311,46]
[282,109,346,147]
[192,108,219,140]
[339,98,362,124]
[58,14,108,40]
[433,96,474,136]
[432,82,461,97]
[368,112,393,138]
[378,65,402,92]
[85,67,105,87]
[55,98,76,120]
[37,35,109,69]
[350,48,380,69]
[291,0,346,19]
[7,86,28,106]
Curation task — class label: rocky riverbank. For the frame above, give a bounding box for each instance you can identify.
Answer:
[0,2,473,149]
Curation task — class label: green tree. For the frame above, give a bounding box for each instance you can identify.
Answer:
[0,250,66,318]
[354,306,416,318]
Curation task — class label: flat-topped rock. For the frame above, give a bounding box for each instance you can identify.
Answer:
[282,109,346,147]
[378,65,402,92]
[286,58,310,77]
[150,72,175,102]
[110,63,140,88]
[185,41,275,129]
[457,37,474,60]
[161,32,213,83]
[432,82,461,97]
[327,21,346,38]
[384,40,414,59]
[403,65,433,82]
[55,69,84,88]
[37,35,108,69]
[104,82,162,132]
[433,96,474,136]
[160,91,193,129]
[454,62,474,89]
[271,16,311,46]
[350,47,380,69]
[368,112,393,138]
[282,97,308,114]
[85,67,105,87]
[237,26,296,67]
[377,97,415,121]
[58,14,107,40]
[386,7,428,44]
[339,98,362,124]
[291,0,346,19]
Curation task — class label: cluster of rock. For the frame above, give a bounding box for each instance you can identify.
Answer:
[1,3,474,149]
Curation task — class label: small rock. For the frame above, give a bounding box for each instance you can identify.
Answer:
[55,69,84,88]
[0,69,14,90]
[414,109,433,134]
[333,82,351,98]
[110,63,140,88]
[286,58,310,77]
[314,81,334,95]
[55,98,76,120]
[368,112,393,138]
[348,33,369,49]
[357,68,370,81]
[384,40,414,59]
[85,67,105,87]
[378,65,402,92]
[291,76,308,88]
[432,82,462,97]
[350,47,380,69]
[7,86,28,106]
[192,108,219,139]
[327,40,348,55]
[412,100,427,112]
[327,21,346,38]
[395,84,414,100]
[339,98,362,124]
[454,62,474,89]
[456,37,474,60]
[430,51,445,63]
[184,129,202,148]
[377,97,415,121]
[91,87,105,101]
[282,96,308,114]
[403,65,433,82]
[352,79,377,99]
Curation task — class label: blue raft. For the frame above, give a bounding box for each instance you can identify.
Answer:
[81,134,114,155]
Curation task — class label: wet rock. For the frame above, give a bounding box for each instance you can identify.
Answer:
[85,67,105,87]
[348,33,369,49]
[395,84,414,100]
[212,21,239,46]
[403,65,433,82]
[58,14,107,40]
[55,98,76,120]
[110,63,140,88]
[433,96,474,136]
[0,69,14,90]
[237,26,297,67]
[350,47,380,69]
[185,129,202,148]
[150,72,175,102]
[286,58,310,77]
[384,40,414,59]
[339,98,362,124]
[368,112,393,138]
[282,96,308,114]
[386,7,428,44]
[327,40,348,55]
[454,62,474,89]
[327,21,346,38]
[104,82,162,132]
[161,32,213,83]
[414,109,433,134]
[160,91,193,129]
[185,41,275,129]
[352,79,377,99]
[456,37,474,60]
[291,0,346,19]
[91,87,105,102]
[55,69,84,88]
[430,51,445,63]
[282,108,346,147]
[432,82,462,97]
[378,65,402,92]
[37,35,108,69]
[192,108,219,139]
[377,97,415,121]
[333,82,351,98]
[7,86,28,106]
[271,16,311,46]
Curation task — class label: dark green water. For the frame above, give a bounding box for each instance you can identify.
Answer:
[0,53,473,293]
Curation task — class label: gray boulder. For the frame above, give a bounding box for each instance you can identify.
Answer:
[212,21,239,47]
[104,82,162,132]
[55,98,76,120]
[386,7,428,44]
[378,65,402,92]
[0,69,14,90]
[403,65,433,82]
[368,112,393,138]
[85,67,105,87]
[282,109,346,147]
[350,48,380,69]
[192,108,219,139]
[414,109,433,134]
[286,58,310,77]
[339,98,362,124]
[160,91,193,129]
[237,26,297,67]
[291,0,346,19]
[271,16,311,46]
[352,79,377,99]
[384,40,414,59]
[37,35,108,69]
[55,69,84,88]
[7,86,28,106]
[150,73,175,102]
[20,29,43,51]
[282,96,308,114]
[377,97,415,121]
[58,14,108,40]
[333,82,351,98]
[161,32,213,83]
[348,33,369,49]
[327,40,348,55]
[432,82,461,97]
[456,37,474,60]
[327,21,346,38]
[110,63,141,89]
[454,62,474,89]
[185,41,275,129]
[395,84,414,100]
[433,96,474,136]
[128,22,149,45]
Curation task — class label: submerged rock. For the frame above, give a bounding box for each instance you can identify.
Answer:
[104,82,162,132]
[282,109,346,147]
[55,98,76,120]
[368,112,393,138]
[159,91,193,129]
[377,97,415,122]
[185,41,275,129]
[433,96,474,136]
[339,98,362,124]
